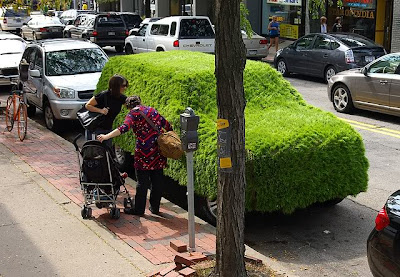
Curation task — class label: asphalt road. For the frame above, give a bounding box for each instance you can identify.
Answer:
[2,54,397,276]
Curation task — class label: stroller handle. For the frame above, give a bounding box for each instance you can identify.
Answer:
[73,134,82,151]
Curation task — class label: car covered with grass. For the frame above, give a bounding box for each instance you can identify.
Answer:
[96,51,369,224]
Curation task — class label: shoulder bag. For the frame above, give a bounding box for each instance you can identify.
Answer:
[77,92,108,132]
[138,109,184,160]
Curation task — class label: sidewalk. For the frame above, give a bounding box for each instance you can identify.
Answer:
[0,106,296,276]
[262,39,294,64]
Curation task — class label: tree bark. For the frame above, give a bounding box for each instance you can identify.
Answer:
[214,0,247,276]
[305,0,310,35]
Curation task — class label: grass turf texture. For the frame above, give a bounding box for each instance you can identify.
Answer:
[96,51,368,214]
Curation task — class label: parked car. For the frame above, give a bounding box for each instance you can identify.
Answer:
[18,39,109,130]
[58,9,96,25]
[327,53,400,116]
[21,16,64,40]
[68,13,129,52]
[242,30,268,59]
[128,17,161,35]
[124,16,215,54]
[0,7,30,33]
[63,13,92,38]
[367,190,400,277]
[274,33,386,82]
[0,32,26,86]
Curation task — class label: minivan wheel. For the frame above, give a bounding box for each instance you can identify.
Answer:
[277,59,289,76]
[196,196,217,226]
[44,102,59,131]
[325,66,337,82]
[332,84,354,113]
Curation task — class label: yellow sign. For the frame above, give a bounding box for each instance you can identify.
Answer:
[217,119,229,130]
[280,24,299,39]
[219,157,232,169]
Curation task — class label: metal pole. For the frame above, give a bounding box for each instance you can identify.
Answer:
[186,151,195,251]
[192,0,196,16]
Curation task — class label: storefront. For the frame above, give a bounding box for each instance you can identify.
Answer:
[261,0,305,40]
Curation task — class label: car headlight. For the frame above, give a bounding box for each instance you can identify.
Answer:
[53,87,75,99]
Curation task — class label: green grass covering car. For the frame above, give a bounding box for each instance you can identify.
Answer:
[96,51,369,224]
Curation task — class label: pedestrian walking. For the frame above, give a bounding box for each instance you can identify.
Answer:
[97,96,173,216]
[320,16,327,33]
[268,16,280,52]
[84,74,128,147]
[332,17,343,33]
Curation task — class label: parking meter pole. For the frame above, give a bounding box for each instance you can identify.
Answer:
[186,151,195,251]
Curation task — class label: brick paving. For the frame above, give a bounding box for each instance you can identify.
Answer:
[0,117,216,265]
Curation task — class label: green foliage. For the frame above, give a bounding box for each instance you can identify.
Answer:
[240,2,253,38]
[97,51,369,214]
[309,0,342,19]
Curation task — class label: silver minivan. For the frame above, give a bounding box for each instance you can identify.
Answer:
[19,39,109,131]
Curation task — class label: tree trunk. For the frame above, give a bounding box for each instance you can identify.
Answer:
[305,0,310,35]
[214,0,247,276]
[145,0,151,17]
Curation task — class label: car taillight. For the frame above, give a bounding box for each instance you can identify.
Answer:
[125,30,129,36]
[173,40,179,47]
[3,18,7,24]
[259,39,268,45]
[345,49,355,64]
[92,30,98,36]
[375,207,390,231]
[39,28,48,32]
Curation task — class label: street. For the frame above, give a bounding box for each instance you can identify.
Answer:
[2,63,399,277]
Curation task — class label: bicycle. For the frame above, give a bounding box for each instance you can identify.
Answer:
[5,90,28,141]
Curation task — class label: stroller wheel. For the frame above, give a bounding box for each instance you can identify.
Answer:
[110,208,121,219]
[81,207,91,219]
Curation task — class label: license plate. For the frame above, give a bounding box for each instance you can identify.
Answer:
[365,56,375,62]
[249,50,257,55]
[51,28,58,32]
[108,31,115,36]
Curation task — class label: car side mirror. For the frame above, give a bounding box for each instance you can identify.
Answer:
[129,29,138,36]
[29,69,41,78]
[363,67,369,76]
[23,22,28,26]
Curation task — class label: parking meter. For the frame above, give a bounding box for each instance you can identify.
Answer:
[180,107,199,152]
[180,107,199,251]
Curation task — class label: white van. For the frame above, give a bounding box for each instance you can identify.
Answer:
[125,16,215,54]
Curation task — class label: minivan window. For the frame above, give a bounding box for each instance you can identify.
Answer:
[170,22,177,36]
[45,48,108,76]
[179,19,215,39]
[150,24,169,36]
[96,15,124,28]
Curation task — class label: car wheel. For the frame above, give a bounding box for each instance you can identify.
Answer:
[125,44,133,55]
[115,45,124,53]
[332,84,354,113]
[196,196,217,226]
[44,101,59,131]
[277,58,289,76]
[325,66,337,82]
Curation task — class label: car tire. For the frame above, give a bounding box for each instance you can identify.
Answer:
[196,196,217,226]
[115,45,124,53]
[43,101,59,131]
[332,84,354,113]
[125,44,133,55]
[277,58,289,76]
[325,66,337,82]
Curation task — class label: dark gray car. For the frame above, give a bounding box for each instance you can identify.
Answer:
[274,33,386,82]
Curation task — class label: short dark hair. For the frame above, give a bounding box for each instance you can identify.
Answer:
[335,17,341,23]
[126,95,141,109]
[108,74,128,97]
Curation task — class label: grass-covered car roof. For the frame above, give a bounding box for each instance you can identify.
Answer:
[96,51,368,214]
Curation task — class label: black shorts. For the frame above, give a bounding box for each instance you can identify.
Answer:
[270,34,279,38]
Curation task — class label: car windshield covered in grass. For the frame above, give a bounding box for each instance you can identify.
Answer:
[45,48,108,76]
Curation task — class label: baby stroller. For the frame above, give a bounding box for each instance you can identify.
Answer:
[73,134,134,219]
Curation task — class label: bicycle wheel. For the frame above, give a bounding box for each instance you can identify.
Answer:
[5,96,14,132]
[17,103,28,141]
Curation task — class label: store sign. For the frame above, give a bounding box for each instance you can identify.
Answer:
[343,0,375,9]
[330,8,375,19]
[266,0,302,7]
[280,24,299,39]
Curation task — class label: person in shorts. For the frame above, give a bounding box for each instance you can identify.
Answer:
[268,16,280,52]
